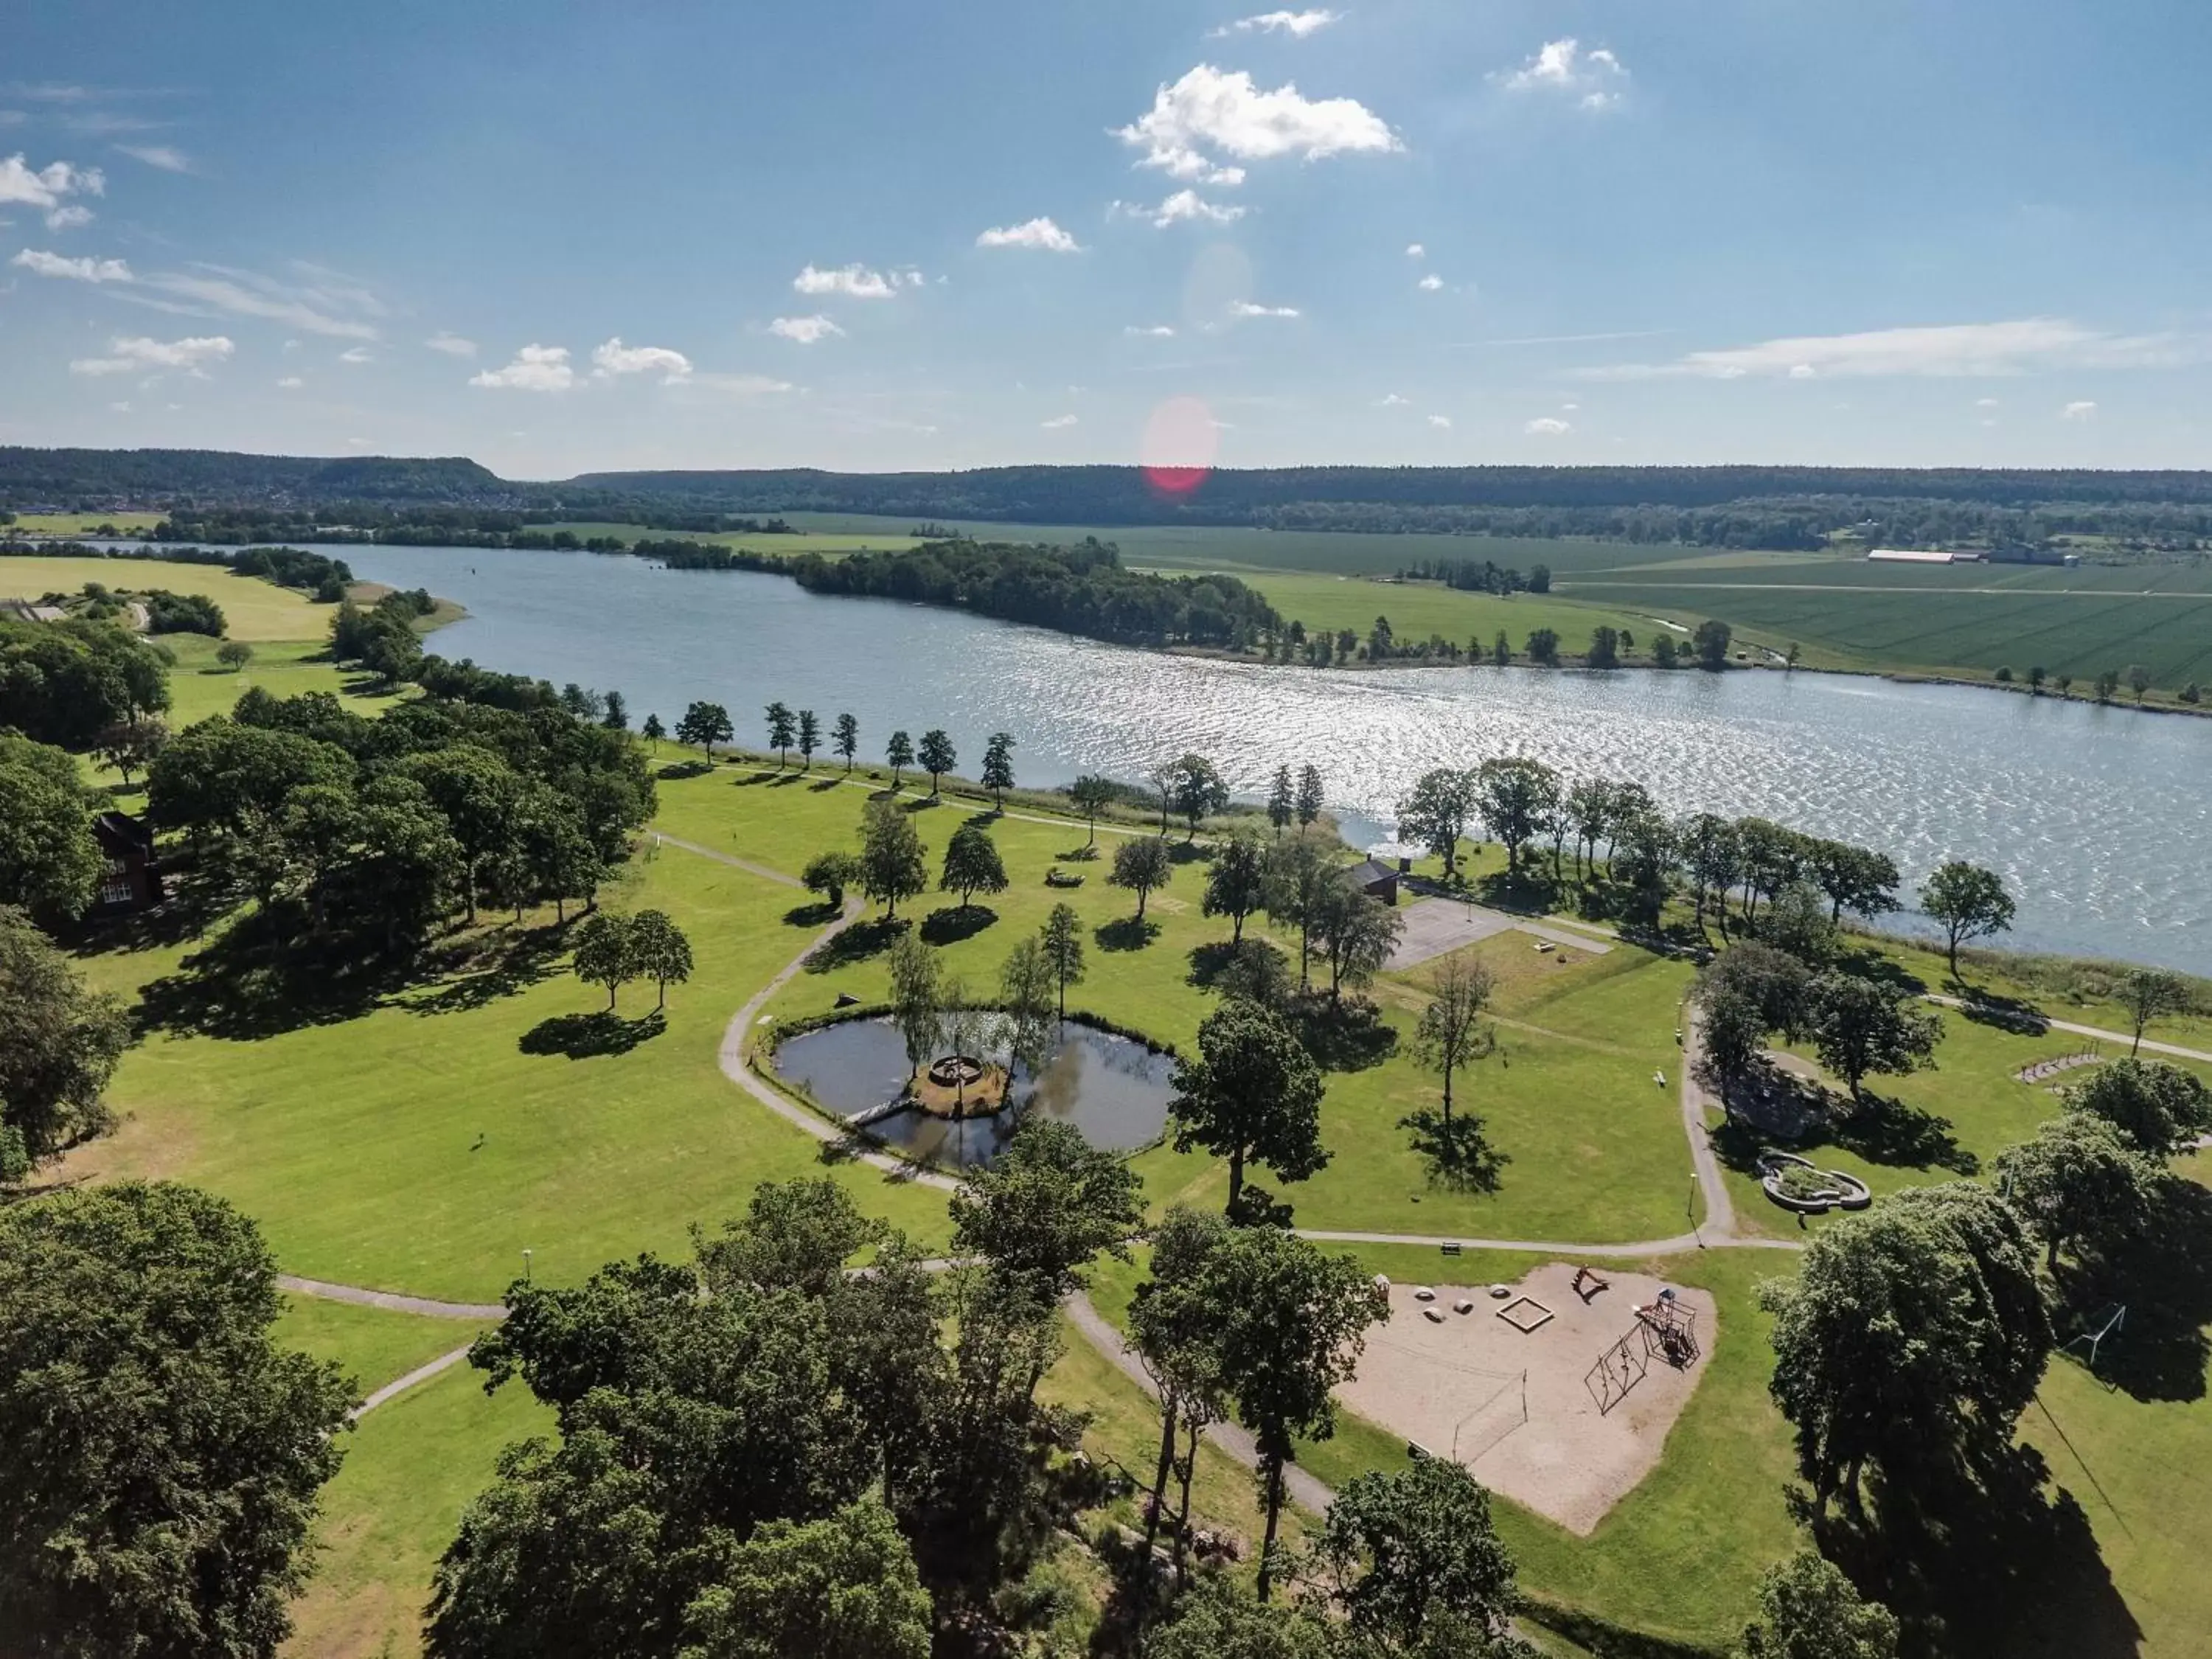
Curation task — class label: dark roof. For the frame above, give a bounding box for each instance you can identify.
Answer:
[1349,858,1397,886]
[94,810,153,849]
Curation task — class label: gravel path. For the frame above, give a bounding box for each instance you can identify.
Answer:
[1924,994,2212,1065]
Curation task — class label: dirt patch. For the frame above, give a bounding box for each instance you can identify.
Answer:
[1334,1262,1717,1536]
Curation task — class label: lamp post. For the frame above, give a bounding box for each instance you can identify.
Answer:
[522,1248,533,1284]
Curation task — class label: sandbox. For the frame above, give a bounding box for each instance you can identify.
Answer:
[1334,1261,1717,1535]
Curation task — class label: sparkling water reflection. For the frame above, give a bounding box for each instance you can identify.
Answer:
[345,546,2212,973]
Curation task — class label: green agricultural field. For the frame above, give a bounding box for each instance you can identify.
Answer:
[0,554,344,641]
[1233,571,1685,655]
[6,510,166,536]
[544,520,923,555]
[66,838,956,1302]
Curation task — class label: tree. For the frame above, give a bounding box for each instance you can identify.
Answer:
[342,776,465,953]
[996,938,1060,1084]
[1164,752,1230,838]
[2120,967,2189,1057]
[0,906,130,1174]
[1203,830,1269,943]
[676,700,733,759]
[629,909,693,1010]
[1491,630,1512,667]
[917,728,956,796]
[1267,765,1295,835]
[832,712,859,773]
[1207,1228,1387,1596]
[950,1116,1141,1300]
[0,615,170,747]
[1397,766,1480,880]
[403,745,524,923]
[1993,1113,2159,1268]
[1312,1458,1528,1655]
[1147,1577,1336,1659]
[1169,998,1329,1217]
[1735,1551,1899,1659]
[886,932,944,1081]
[1474,756,1561,874]
[216,639,255,671]
[1564,776,1611,880]
[1129,1206,1232,1584]
[2064,1057,2212,1157]
[677,1498,930,1659]
[938,821,1009,913]
[1761,1186,2050,1519]
[1262,832,1335,991]
[802,850,863,910]
[1068,774,1115,845]
[0,1182,354,1658]
[1759,880,1839,967]
[884,728,913,788]
[1918,860,2015,978]
[2126,663,2152,703]
[1038,902,1085,1019]
[980,730,1015,807]
[1586,626,1620,669]
[1694,618,1733,670]
[859,799,927,919]
[1311,875,1405,1005]
[1295,763,1325,829]
[796,709,821,770]
[1804,973,1942,1102]
[571,911,639,1010]
[1109,835,1175,920]
[641,712,666,749]
[1524,627,1561,667]
[1678,813,1742,936]
[601,689,628,731]
[150,717,352,844]
[0,734,102,919]
[1411,952,1497,1130]
[92,714,168,787]
[765,700,797,764]
[1807,841,1902,925]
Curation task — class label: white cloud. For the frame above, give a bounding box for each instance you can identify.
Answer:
[134,265,381,339]
[686,372,796,397]
[276,375,303,388]
[1975,396,2000,408]
[769,314,844,344]
[1417,274,1443,292]
[43,203,93,229]
[1495,39,1629,110]
[1376,392,1409,406]
[975,217,1082,251]
[0,153,103,215]
[1229,300,1300,319]
[70,334,233,376]
[1404,242,1424,259]
[591,337,693,380]
[1127,188,1248,229]
[115,143,190,173]
[1124,324,1177,337]
[1584,319,2200,381]
[338,345,373,364]
[425,332,477,357]
[11,247,131,282]
[1210,10,1342,38]
[1138,147,1247,185]
[2062,400,2098,420]
[1115,66,1397,178]
[1427,414,1452,429]
[1041,414,1079,430]
[469,344,574,392]
[1525,416,1572,434]
[793,262,922,299]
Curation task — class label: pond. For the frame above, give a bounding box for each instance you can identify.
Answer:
[335,543,2212,973]
[770,1015,1175,1168]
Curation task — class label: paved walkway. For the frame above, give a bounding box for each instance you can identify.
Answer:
[1385,897,1615,973]
[277,1274,506,1321]
[650,830,804,890]
[352,1346,476,1420]
[1925,994,2212,1065]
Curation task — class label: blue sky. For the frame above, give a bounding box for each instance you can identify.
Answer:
[4,0,2211,478]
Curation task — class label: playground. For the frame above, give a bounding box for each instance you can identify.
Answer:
[1335,1262,1719,1536]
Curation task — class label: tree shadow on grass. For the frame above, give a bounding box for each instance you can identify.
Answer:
[657,759,714,780]
[809,776,842,793]
[1399,1109,1510,1193]
[1288,994,1399,1072]
[783,900,843,928]
[1094,916,1160,953]
[66,854,241,958]
[405,922,571,1017]
[518,1009,664,1060]
[902,795,941,813]
[919,904,998,945]
[133,907,411,1040]
[1815,1446,2140,1659]
[1825,1091,1977,1174]
[804,916,906,974]
[2050,1176,2212,1403]
[1955,990,2051,1037]
[1186,939,1244,987]
[1708,1064,1975,1175]
[1166,839,1211,865]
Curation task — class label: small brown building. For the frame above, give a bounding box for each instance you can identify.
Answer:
[91,811,162,913]
[1349,856,1399,906]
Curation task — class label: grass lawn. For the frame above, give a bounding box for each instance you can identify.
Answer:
[6,511,166,536]
[276,1293,482,1397]
[283,1360,550,1659]
[0,555,344,641]
[657,763,1697,1245]
[1231,571,1686,661]
[64,838,955,1302]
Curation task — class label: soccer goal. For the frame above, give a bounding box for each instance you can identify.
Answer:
[1452,1366,1530,1464]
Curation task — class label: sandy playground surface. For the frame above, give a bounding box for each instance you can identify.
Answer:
[1334,1261,1717,1536]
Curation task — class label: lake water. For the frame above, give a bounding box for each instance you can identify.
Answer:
[341,544,2212,973]
[771,1015,1175,1167]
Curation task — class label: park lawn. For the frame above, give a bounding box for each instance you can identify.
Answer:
[653,765,1698,1243]
[276,1293,482,1397]
[1088,1242,1802,1652]
[159,632,411,726]
[283,1360,551,1659]
[64,838,954,1303]
[1230,572,1685,661]
[0,554,344,641]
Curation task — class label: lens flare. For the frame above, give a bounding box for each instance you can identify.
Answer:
[1140,395,1217,496]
